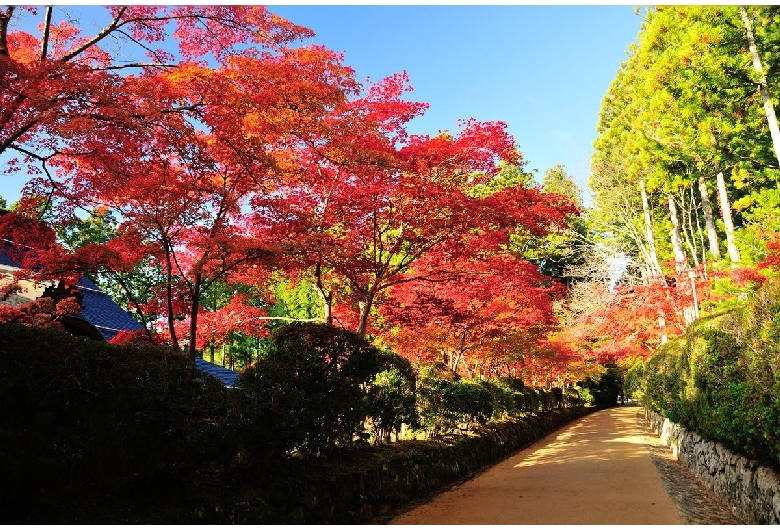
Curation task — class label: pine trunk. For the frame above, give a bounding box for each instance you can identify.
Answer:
[740,6,780,168]
[716,172,741,265]
[697,175,721,259]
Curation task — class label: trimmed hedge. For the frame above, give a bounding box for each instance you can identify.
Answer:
[238,323,416,459]
[185,406,593,525]
[639,277,780,470]
[1,321,590,523]
[0,323,242,507]
[8,406,591,524]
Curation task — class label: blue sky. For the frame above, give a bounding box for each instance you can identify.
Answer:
[0,5,644,207]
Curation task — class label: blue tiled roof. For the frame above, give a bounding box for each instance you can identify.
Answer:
[194,358,240,388]
[71,276,145,342]
[0,239,21,268]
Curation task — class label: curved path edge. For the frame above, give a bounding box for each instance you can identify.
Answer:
[390,404,681,525]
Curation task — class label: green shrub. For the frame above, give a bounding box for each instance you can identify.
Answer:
[443,380,494,426]
[238,323,413,458]
[575,385,595,406]
[415,363,457,437]
[563,387,581,407]
[579,364,622,409]
[641,277,780,469]
[478,378,523,419]
[623,360,646,401]
[0,323,241,507]
[365,362,418,443]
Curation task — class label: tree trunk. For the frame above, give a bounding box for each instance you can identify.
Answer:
[187,273,202,362]
[164,245,181,353]
[460,356,473,379]
[313,261,333,326]
[640,179,664,276]
[658,315,668,345]
[356,290,376,336]
[697,175,720,259]
[450,351,461,373]
[667,193,688,274]
[0,7,14,57]
[692,189,708,278]
[682,188,700,267]
[740,6,780,168]
[716,172,741,265]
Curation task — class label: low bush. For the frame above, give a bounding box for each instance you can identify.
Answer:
[577,364,622,409]
[238,323,415,459]
[641,277,780,469]
[0,320,588,523]
[0,323,241,507]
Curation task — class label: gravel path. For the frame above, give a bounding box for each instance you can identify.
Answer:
[390,405,683,525]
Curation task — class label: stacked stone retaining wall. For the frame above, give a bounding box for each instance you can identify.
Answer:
[646,409,780,525]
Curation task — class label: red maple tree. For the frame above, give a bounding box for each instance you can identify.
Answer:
[380,245,565,378]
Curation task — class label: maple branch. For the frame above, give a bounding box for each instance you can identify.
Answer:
[59,7,127,63]
[113,28,176,68]
[40,7,52,62]
[7,143,51,163]
[233,316,324,323]
[2,118,40,156]
[91,62,177,71]
[9,144,107,220]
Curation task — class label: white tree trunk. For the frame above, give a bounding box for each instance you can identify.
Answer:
[716,172,741,265]
[740,6,780,168]
[667,193,688,274]
[698,175,721,259]
[680,188,700,268]
[640,179,664,276]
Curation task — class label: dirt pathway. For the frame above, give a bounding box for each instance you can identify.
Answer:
[390,404,682,525]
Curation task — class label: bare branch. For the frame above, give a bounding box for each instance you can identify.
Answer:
[58,7,127,63]
[92,62,176,71]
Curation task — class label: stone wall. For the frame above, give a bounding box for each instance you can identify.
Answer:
[646,409,780,525]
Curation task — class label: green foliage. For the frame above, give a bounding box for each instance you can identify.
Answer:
[467,154,536,199]
[575,386,595,407]
[591,6,780,278]
[57,208,119,250]
[444,381,494,425]
[623,360,646,401]
[579,363,623,409]
[365,363,418,443]
[238,323,412,458]
[414,364,576,436]
[0,323,242,507]
[642,277,780,468]
[479,377,525,419]
[542,164,583,210]
[415,362,460,436]
[0,318,587,522]
[267,277,324,327]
